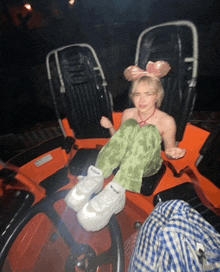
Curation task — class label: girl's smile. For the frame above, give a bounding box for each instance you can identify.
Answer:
[139,104,147,109]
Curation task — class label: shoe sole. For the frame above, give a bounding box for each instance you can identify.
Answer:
[77,196,126,232]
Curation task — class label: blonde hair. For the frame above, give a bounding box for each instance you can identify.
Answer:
[130,76,164,108]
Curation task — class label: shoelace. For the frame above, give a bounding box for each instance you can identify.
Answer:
[92,185,119,212]
[79,176,99,194]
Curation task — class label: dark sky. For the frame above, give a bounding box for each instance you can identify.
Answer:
[0,0,220,134]
[2,0,220,76]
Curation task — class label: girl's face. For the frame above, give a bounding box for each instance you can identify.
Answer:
[132,81,158,113]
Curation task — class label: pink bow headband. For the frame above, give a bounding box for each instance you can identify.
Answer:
[124,61,171,81]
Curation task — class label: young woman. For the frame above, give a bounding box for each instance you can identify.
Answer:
[65,62,186,232]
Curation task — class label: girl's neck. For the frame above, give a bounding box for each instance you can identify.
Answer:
[138,107,156,127]
[138,107,156,119]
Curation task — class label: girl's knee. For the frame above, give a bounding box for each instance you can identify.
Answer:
[141,125,161,140]
[121,118,139,129]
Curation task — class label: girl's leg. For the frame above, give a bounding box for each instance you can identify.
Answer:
[76,124,162,232]
[95,118,140,178]
[114,124,162,193]
[65,119,139,214]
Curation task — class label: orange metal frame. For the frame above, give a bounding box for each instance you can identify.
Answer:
[2,112,220,271]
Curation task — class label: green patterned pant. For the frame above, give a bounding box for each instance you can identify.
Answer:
[96,119,163,193]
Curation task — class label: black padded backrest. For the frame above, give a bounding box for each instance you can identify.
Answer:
[46,44,113,139]
[135,21,198,142]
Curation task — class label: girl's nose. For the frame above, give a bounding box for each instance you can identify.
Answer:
[140,94,146,103]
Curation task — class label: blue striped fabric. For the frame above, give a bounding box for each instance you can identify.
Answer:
[129,200,220,272]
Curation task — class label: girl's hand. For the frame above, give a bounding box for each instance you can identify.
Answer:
[165,147,186,160]
[100,116,113,129]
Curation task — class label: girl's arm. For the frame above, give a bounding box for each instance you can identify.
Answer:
[100,116,116,136]
[100,109,134,137]
[162,116,186,159]
[121,109,134,125]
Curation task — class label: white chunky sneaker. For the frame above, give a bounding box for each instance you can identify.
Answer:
[77,181,126,232]
[65,166,104,212]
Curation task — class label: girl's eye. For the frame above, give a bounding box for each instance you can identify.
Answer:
[133,92,155,97]
[146,92,156,96]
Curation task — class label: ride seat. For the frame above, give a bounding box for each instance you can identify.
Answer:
[153,182,220,233]
[46,44,114,177]
[69,149,100,176]
[140,163,166,196]
[0,189,34,248]
[0,168,35,248]
[5,136,72,196]
[134,21,199,195]
[47,20,199,195]
[197,122,220,189]
[47,41,166,184]
[135,21,198,143]
[46,44,113,140]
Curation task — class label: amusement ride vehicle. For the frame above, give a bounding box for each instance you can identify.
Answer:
[0,20,220,272]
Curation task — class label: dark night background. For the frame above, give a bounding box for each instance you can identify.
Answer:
[0,0,220,136]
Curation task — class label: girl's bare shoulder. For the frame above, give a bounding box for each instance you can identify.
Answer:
[157,109,174,122]
[156,110,176,132]
[121,108,136,122]
[123,108,136,117]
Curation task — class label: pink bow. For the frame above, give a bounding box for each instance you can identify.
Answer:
[124,61,171,81]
